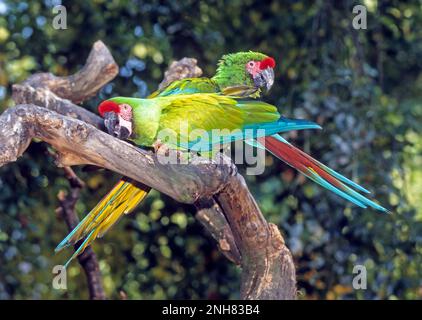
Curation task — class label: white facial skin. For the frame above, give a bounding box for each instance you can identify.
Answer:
[117,115,132,137]
[245,60,275,91]
[117,104,133,139]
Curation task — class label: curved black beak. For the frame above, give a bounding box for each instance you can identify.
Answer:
[103,112,131,140]
[104,112,119,136]
[253,68,275,92]
[118,126,131,140]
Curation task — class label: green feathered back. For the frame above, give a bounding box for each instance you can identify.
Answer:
[148,78,219,98]
[110,94,280,149]
[148,51,270,99]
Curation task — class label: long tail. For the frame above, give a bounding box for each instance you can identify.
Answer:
[56,177,151,267]
[256,134,388,212]
[185,117,322,151]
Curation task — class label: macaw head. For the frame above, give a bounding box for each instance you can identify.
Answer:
[97,99,133,140]
[213,51,276,92]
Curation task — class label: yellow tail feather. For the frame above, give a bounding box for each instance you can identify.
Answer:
[56,178,151,260]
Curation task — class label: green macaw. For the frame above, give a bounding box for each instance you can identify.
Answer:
[56,52,387,266]
[148,52,275,99]
[56,52,281,265]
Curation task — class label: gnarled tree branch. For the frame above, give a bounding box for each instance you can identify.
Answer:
[21,40,118,104]
[12,85,104,129]
[1,41,297,299]
[13,49,241,264]
[13,40,119,300]
[195,198,241,265]
[159,57,203,89]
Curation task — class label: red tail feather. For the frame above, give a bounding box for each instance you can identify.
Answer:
[259,136,343,189]
[256,136,387,212]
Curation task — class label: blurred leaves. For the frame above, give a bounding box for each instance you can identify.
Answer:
[0,0,421,299]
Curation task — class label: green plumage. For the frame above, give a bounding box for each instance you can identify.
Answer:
[212,51,268,90]
[108,51,316,152]
[57,50,385,268]
[148,78,220,98]
[134,51,386,212]
[56,50,326,268]
[148,51,270,99]
[110,94,288,149]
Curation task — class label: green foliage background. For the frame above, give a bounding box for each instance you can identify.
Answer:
[0,0,421,299]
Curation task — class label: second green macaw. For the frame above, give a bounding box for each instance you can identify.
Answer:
[56,52,387,266]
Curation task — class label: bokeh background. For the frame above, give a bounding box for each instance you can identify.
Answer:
[0,0,421,299]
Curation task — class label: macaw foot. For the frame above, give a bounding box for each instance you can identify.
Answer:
[214,152,238,176]
[204,152,237,176]
[190,151,237,175]
[153,140,188,164]
[152,139,165,154]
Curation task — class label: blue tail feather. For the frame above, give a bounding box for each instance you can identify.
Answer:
[252,134,388,212]
[271,134,371,194]
[184,117,322,151]
[63,230,96,268]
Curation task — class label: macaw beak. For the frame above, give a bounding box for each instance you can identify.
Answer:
[103,112,132,140]
[253,68,275,92]
[117,115,133,140]
[104,112,119,136]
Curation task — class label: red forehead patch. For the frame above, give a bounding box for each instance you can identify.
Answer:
[98,100,120,117]
[260,57,276,69]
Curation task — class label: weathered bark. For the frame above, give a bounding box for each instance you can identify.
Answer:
[12,85,104,129]
[217,175,296,299]
[21,40,118,104]
[15,41,118,300]
[158,57,202,89]
[1,40,297,299]
[195,198,241,265]
[0,104,234,201]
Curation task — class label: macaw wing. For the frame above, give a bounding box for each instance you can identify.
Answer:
[148,78,219,98]
[221,85,261,98]
[158,94,319,151]
[159,93,279,131]
[148,78,260,98]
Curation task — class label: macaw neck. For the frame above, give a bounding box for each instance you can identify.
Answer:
[131,99,162,146]
[212,66,253,89]
[209,74,223,91]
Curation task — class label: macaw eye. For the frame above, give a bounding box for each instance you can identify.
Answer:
[248,61,255,67]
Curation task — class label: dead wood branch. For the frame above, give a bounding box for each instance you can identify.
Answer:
[21,40,118,104]
[159,57,203,89]
[1,40,297,299]
[12,40,119,299]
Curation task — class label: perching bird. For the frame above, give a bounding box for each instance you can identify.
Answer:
[56,52,281,265]
[56,94,321,265]
[56,52,387,266]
